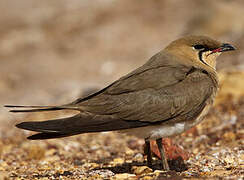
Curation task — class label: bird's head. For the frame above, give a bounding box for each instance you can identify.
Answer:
[165,35,235,69]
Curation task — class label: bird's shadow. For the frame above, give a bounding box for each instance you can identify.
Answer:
[91,156,188,174]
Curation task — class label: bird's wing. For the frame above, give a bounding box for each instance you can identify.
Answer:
[16,68,214,140]
[14,52,216,139]
[72,52,190,104]
[77,52,215,123]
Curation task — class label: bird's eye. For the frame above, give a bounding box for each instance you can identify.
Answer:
[193,45,205,50]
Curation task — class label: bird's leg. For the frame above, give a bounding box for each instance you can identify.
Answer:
[144,138,152,168]
[156,138,170,171]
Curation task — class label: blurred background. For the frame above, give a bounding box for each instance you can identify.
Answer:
[0,0,243,178]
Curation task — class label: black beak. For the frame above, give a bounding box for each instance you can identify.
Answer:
[220,43,236,52]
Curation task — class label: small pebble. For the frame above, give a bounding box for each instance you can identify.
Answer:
[132,166,152,175]
[114,173,136,179]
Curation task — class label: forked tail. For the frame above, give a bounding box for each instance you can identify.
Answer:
[4,105,78,113]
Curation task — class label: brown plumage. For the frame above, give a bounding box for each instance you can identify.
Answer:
[5,35,235,170]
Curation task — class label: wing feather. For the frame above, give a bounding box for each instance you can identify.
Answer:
[77,52,215,123]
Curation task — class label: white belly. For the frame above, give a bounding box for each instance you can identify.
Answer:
[120,122,186,139]
[119,104,212,140]
[122,122,186,139]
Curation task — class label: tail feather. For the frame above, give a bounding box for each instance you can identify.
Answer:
[27,132,72,140]
[15,114,84,133]
[15,113,150,140]
[5,105,57,108]
[4,105,78,113]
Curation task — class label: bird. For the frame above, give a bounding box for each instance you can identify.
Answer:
[5,35,235,171]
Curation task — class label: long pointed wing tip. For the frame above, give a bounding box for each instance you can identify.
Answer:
[27,136,36,140]
[9,110,22,113]
[15,122,24,129]
[4,105,27,109]
[4,105,31,108]
[4,105,19,112]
